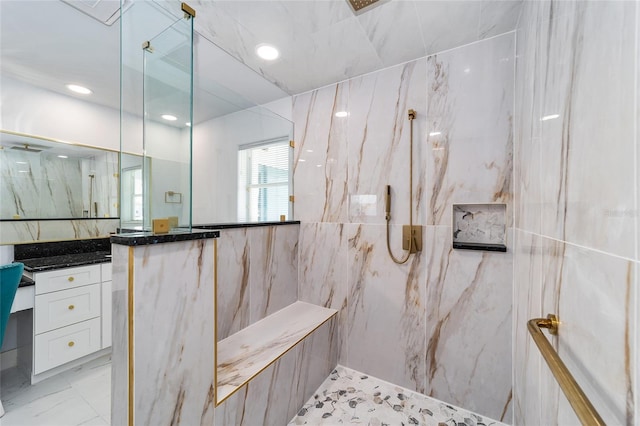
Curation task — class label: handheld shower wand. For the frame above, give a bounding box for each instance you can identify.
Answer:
[385,109,421,264]
[385,185,391,221]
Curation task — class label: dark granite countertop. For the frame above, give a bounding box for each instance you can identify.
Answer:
[193,221,300,229]
[20,251,112,273]
[19,275,34,288]
[111,229,220,246]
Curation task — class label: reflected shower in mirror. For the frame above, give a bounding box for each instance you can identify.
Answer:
[0,131,119,220]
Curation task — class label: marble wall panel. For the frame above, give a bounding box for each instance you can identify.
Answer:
[0,150,82,219]
[540,239,635,425]
[346,223,426,393]
[537,1,636,259]
[346,58,426,225]
[298,223,347,364]
[424,226,512,422]
[513,0,542,234]
[425,33,514,227]
[292,31,515,423]
[132,239,215,425]
[1,149,118,220]
[296,316,340,401]
[216,225,298,340]
[216,228,251,340]
[215,348,301,426]
[512,230,542,426]
[0,218,119,245]
[214,319,336,425]
[249,224,298,322]
[110,243,129,426]
[292,83,349,223]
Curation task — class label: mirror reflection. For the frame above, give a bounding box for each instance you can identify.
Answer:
[0,132,119,220]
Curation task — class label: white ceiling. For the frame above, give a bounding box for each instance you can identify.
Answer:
[0,0,523,124]
[186,0,523,94]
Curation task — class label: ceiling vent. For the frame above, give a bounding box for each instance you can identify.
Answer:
[61,0,133,26]
[345,0,389,15]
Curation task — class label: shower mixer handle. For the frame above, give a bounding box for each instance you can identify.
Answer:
[385,185,391,221]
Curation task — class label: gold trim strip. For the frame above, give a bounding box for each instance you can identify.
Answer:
[213,239,218,404]
[128,247,135,426]
[215,310,338,406]
[528,315,605,426]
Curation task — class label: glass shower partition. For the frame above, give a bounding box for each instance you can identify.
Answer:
[120,0,194,232]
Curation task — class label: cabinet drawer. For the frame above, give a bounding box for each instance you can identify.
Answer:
[35,265,101,295]
[34,317,101,374]
[101,262,112,282]
[35,284,101,334]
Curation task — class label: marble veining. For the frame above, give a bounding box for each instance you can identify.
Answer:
[513,0,639,424]
[0,149,118,220]
[217,301,337,403]
[0,218,119,245]
[292,32,515,422]
[289,365,507,426]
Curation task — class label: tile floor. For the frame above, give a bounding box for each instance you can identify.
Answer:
[1,358,504,426]
[289,366,507,426]
[0,355,110,426]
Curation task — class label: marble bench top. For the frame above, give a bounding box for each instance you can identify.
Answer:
[217,301,337,403]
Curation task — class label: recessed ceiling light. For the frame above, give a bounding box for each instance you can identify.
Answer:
[256,44,279,60]
[16,161,27,164]
[57,155,68,159]
[429,131,442,136]
[162,114,177,121]
[66,84,92,95]
[299,159,306,162]
[541,114,559,121]
[335,111,349,118]
[185,122,191,127]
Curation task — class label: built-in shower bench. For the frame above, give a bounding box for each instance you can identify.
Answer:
[216,301,337,403]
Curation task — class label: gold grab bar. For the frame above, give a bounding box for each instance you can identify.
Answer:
[528,315,606,426]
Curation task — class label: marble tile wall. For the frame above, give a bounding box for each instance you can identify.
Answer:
[216,224,298,340]
[0,218,120,245]
[513,1,639,425]
[0,149,118,220]
[295,33,514,422]
[214,318,337,426]
[111,239,216,425]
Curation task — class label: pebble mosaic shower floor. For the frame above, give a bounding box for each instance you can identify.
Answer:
[289,366,507,426]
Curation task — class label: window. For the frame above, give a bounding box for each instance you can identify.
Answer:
[121,166,143,223]
[238,138,291,222]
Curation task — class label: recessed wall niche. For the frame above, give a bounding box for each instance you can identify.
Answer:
[452,203,507,252]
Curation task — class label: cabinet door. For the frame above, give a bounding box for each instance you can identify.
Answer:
[35,265,101,295]
[34,318,101,374]
[34,284,101,334]
[101,281,112,349]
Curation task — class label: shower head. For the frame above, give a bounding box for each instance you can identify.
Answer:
[345,0,388,15]
[10,143,47,153]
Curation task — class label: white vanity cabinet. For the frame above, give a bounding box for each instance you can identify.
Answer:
[31,262,112,376]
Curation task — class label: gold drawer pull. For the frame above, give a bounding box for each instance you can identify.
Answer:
[68,304,75,310]
[68,341,75,347]
[68,276,75,282]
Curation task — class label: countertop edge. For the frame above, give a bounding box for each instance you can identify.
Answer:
[111,230,220,246]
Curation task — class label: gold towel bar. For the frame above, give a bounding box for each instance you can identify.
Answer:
[528,315,606,426]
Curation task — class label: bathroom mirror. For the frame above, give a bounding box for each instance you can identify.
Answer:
[0,131,119,221]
